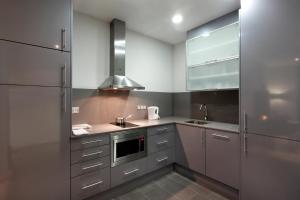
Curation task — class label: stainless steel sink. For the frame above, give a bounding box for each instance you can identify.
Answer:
[185,120,209,125]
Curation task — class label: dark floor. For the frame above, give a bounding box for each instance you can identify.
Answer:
[112,172,229,200]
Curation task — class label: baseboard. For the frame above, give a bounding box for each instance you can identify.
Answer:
[174,164,239,200]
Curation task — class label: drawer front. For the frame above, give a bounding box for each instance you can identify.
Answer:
[147,148,174,172]
[206,129,240,189]
[148,131,175,154]
[111,158,147,188]
[71,145,110,164]
[71,156,110,178]
[71,168,110,200]
[148,124,175,136]
[71,135,109,151]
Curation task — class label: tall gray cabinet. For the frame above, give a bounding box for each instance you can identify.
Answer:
[240,0,300,199]
[0,0,71,199]
[0,0,71,51]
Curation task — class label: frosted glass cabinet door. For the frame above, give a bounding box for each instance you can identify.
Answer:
[186,11,240,91]
[187,22,239,67]
[187,58,239,90]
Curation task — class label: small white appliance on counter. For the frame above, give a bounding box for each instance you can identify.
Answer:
[147,106,160,120]
[72,124,92,136]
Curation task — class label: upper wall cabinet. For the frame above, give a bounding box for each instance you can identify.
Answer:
[0,0,71,52]
[186,11,239,91]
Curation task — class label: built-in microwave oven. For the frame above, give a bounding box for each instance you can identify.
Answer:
[111,129,147,167]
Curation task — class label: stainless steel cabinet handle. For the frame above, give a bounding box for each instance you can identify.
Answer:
[61,28,66,50]
[82,163,103,170]
[61,89,67,113]
[82,139,103,145]
[212,134,230,141]
[157,157,168,163]
[243,112,248,154]
[124,168,139,175]
[157,128,168,133]
[243,112,247,132]
[243,134,247,154]
[82,151,103,158]
[61,64,67,87]
[157,140,168,145]
[81,180,103,190]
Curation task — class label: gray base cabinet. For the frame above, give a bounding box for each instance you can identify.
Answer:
[0,0,71,51]
[111,157,148,188]
[148,130,175,154]
[175,124,205,174]
[71,145,110,164]
[71,168,110,200]
[206,129,239,189]
[71,134,110,200]
[147,148,174,172]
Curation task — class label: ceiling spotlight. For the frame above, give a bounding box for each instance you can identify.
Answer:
[172,14,183,24]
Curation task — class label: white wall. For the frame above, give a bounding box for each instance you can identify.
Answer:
[172,42,187,92]
[126,30,173,92]
[73,12,173,92]
[73,12,110,89]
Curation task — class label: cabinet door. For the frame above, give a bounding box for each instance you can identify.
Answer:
[175,124,205,174]
[111,158,147,188]
[0,85,70,200]
[186,11,239,91]
[206,130,239,189]
[0,40,70,87]
[241,134,300,200]
[240,0,300,140]
[0,0,71,51]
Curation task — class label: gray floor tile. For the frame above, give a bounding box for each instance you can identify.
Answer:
[114,172,228,200]
[118,190,148,200]
[154,175,197,200]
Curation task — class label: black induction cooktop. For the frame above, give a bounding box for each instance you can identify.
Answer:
[110,122,139,128]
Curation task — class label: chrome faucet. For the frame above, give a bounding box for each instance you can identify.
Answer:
[199,104,208,121]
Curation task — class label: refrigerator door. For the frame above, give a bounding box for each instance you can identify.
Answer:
[241,134,300,200]
[0,85,70,200]
[240,0,300,140]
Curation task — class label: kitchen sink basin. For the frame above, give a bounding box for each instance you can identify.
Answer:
[185,120,209,125]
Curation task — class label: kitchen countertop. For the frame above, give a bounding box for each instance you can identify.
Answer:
[72,116,239,138]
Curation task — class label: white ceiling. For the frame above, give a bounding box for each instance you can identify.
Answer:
[73,0,240,44]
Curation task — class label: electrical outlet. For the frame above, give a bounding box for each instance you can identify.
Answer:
[137,105,141,110]
[72,107,80,114]
[142,105,147,110]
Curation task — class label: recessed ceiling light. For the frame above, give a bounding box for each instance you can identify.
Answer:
[172,14,183,24]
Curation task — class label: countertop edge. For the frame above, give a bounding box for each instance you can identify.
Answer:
[71,117,239,139]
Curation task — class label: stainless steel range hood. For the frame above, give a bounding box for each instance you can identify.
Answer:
[98,19,145,90]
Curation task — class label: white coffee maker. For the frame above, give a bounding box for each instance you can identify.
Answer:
[147,106,160,120]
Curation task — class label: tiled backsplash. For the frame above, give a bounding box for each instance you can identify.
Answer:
[72,89,173,125]
[72,89,239,125]
[174,90,239,124]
